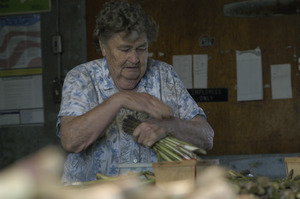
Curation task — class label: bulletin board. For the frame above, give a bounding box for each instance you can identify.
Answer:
[86,0,300,155]
[0,14,44,126]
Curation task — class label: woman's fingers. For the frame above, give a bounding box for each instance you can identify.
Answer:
[120,92,173,119]
[132,121,167,147]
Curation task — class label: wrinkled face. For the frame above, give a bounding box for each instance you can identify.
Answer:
[99,31,149,91]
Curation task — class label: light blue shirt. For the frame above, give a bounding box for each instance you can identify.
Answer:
[56,58,205,184]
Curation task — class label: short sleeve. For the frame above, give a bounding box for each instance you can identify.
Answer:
[58,66,98,117]
[56,66,98,137]
[171,67,206,120]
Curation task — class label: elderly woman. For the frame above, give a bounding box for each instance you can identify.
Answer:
[56,0,214,184]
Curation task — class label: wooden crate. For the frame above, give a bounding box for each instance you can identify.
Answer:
[152,159,219,187]
[284,157,300,177]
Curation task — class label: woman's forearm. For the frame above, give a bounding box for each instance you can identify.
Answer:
[60,94,123,153]
[159,115,214,150]
[59,91,174,153]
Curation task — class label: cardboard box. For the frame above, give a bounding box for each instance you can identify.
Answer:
[152,159,219,187]
[284,157,300,177]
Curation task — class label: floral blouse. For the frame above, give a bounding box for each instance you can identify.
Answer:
[56,58,205,184]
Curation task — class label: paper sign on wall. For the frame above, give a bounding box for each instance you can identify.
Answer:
[236,47,263,101]
[271,64,292,99]
[172,54,208,89]
[193,54,208,88]
[172,55,193,89]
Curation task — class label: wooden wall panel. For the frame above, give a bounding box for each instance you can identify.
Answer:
[86,0,300,155]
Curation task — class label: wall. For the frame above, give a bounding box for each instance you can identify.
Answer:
[0,0,87,169]
[86,0,300,156]
[85,0,300,179]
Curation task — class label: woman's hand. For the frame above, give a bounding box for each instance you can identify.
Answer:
[132,119,168,147]
[116,91,173,119]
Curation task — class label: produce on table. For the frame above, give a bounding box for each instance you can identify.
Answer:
[227,169,300,199]
[72,171,156,186]
[74,167,300,199]
[122,115,207,161]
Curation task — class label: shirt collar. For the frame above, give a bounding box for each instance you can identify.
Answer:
[102,57,117,91]
[138,59,153,92]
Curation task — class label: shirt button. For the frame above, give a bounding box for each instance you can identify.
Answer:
[133,159,137,163]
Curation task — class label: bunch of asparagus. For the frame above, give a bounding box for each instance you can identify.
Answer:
[122,115,206,161]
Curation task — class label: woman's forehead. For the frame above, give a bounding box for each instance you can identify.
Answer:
[109,31,148,44]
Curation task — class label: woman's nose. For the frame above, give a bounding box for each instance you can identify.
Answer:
[128,50,139,64]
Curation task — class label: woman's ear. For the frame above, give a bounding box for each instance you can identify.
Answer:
[99,40,106,56]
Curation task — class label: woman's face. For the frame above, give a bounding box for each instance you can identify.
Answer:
[100,31,149,91]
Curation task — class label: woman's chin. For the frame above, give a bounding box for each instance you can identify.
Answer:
[117,79,139,91]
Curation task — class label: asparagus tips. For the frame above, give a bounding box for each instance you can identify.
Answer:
[166,136,207,155]
[122,115,142,135]
[122,115,207,161]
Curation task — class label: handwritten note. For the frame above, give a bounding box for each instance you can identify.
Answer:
[271,64,292,99]
[193,54,208,88]
[236,47,263,101]
[172,55,192,89]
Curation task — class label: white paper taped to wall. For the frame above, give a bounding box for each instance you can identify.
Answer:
[236,47,263,101]
[271,64,292,99]
[172,55,193,89]
[193,54,208,89]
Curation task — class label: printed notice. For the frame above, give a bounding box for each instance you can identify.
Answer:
[193,54,208,88]
[271,64,292,99]
[236,47,263,101]
[0,75,44,125]
[0,111,20,125]
[0,75,43,110]
[173,55,192,89]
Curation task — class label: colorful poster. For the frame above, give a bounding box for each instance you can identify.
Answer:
[0,14,42,71]
[0,14,44,126]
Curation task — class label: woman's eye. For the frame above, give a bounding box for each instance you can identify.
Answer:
[120,48,130,52]
[138,47,147,51]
